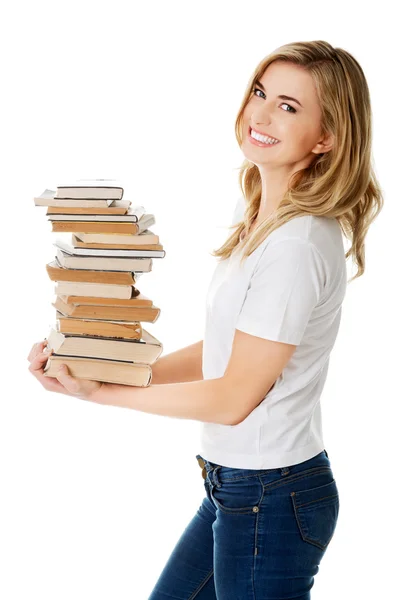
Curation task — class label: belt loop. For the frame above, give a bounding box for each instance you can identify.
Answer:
[281,466,290,476]
[212,465,222,487]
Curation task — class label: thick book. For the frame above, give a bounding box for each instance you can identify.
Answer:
[54,239,165,258]
[52,295,160,322]
[46,259,139,285]
[54,281,138,300]
[56,311,142,340]
[56,248,152,273]
[56,311,143,340]
[47,206,146,222]
[55,179,124,200]
[44,355,152,386]
[51,219,151,235]
[74,229,159,245]
[46,326,163,364]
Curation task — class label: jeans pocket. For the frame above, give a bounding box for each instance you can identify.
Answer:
[290,479,340,550]
[209,475,264,515]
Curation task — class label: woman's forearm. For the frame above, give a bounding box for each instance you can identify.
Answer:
[151,340,204,384]
[90,376,232,425]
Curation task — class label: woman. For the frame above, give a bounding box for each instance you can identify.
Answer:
[28,40,383,598]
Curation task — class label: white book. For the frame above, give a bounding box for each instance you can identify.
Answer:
[47,206,147,222]
[34,189,117,207]
[55,179,124,200]
[54,281,135,300]
[56,249,152,272]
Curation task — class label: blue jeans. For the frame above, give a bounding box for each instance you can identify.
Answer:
[148,450,339,599]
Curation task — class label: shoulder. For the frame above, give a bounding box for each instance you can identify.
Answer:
[266,215,343,263]
[230,199,343,263]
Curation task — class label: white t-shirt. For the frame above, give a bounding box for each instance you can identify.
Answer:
[198,196,348,469]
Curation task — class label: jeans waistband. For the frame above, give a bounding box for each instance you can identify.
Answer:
[196,450,330,483]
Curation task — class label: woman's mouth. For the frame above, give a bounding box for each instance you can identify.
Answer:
[248,126,281,147]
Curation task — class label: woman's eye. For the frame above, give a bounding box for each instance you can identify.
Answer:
[252,87,265,99]
[281,102,296,113]
[252,87,265,98]
[251,87,297,113]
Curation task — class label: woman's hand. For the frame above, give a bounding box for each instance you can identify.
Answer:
[27,340,105,402]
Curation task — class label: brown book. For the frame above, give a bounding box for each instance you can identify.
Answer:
[46,326,162,364]
[72,236,164,251]
[51,221,141,234]
[44,355,151,386]
[56,311,142,340]
[53,296,160,323]
[47,205,130,215]
[59,293,151,307]
[46,260,138,285]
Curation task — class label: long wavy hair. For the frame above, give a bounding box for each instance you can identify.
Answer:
[211,40,384,283]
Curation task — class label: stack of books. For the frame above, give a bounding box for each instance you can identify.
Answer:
[33,179,165,386]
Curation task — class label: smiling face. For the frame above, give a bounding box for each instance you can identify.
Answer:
[241,60,334,171]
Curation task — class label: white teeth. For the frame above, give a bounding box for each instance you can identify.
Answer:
[250,129,279,144]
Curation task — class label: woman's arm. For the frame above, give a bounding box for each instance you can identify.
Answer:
[151,339,203,384]
[29,339,233,424]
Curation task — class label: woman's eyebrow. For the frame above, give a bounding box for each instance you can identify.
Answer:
[254,79,303,108]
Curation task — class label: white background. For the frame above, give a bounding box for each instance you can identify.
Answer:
[1,1,398,598]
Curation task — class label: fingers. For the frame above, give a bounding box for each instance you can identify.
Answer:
[28,348,70,394]
[27,340,48,362]
[29,348,53,375]
[55,365,82,395]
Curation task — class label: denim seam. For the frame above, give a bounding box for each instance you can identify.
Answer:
[261,467,332,493]
[291,497,333,550]
[209,474,265,515]
[252,477,265,599]
[209,486,258,514]
[187,568,214,600]
[295,493,338,509]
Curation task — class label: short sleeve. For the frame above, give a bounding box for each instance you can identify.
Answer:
[235,238,326,345]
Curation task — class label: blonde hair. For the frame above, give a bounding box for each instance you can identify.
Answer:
[211,40,384,283]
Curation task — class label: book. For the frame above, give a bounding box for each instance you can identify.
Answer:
[47,205,146,222]
[50,213,155,235]
[72,234,162,251]
[46,326,163,364]
[55,179,124,200]
[46,259,139,285]
[52,295,160,322]
[46,205,130,215]
[56,311,143,340]
[54,281,138,300]
[73,229,159,245]
[44,355,152,386]
[58,293,152,307]
[56,248,152,272]
[34,189,130,208]
[54,238,165,258]
[34,179,165,386]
